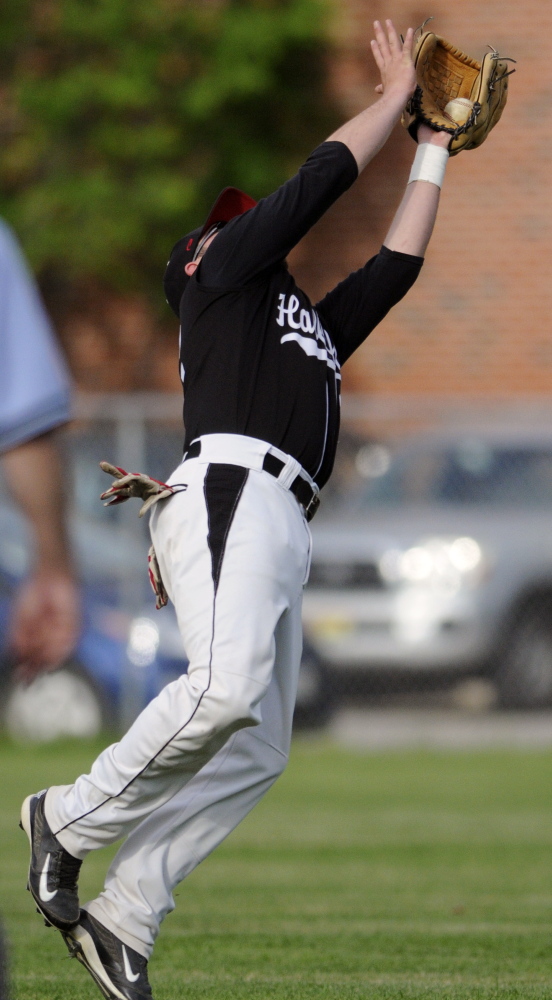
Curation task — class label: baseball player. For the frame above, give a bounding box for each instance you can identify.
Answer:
[21,21,452,999]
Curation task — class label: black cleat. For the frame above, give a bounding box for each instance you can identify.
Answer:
[62,910,153,999]
[20,790,82,931]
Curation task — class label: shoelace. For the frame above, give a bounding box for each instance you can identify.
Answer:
[57,849,82,890]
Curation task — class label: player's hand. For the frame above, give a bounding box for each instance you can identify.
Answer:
[9,569,81,683]
[371,20,417,105]
[417,123,452,148]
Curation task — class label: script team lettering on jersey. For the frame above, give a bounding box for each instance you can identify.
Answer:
[275,294,341,378]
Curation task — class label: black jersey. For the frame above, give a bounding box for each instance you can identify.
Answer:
[178,141,423,489]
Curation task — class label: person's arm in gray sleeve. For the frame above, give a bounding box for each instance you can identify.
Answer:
[0,221,80,679]
[0,221,71,451]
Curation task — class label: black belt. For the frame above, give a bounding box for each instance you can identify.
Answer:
[184,440,320,521]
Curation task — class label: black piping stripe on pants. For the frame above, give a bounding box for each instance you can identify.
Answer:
[54,463,250,836]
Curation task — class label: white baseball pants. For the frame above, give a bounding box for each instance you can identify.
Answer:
[44,434,313,958]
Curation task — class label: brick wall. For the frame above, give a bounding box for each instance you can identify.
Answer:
[289,0,550,399]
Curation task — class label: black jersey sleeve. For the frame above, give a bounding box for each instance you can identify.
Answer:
[199,141,358,288]
[315,245,424,365]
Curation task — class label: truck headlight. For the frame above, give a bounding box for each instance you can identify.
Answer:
[380,536,485,592]
[127,617,160,667]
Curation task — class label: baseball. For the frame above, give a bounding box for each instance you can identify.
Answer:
[444,97,474,125]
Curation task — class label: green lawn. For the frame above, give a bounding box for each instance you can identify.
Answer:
[1,734,552,999]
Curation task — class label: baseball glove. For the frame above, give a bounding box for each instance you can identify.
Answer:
[402,24,515,155]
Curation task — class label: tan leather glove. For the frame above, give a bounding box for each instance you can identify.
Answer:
[402,28,515,155]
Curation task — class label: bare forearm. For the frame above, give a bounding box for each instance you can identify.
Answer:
[2,431,73,573]
[383,177,441,256]
[384,128,450,257]
[4,431,81,676]
[327,91,409,173]
[327,21,417,174]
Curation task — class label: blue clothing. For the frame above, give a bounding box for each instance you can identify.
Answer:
[0,220,71,454]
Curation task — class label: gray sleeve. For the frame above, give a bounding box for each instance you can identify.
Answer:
[0,221,72,453]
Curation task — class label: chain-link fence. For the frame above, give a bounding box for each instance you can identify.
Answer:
[3,392,552,742]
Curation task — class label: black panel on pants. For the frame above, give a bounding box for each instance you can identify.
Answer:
[204,464,249,593]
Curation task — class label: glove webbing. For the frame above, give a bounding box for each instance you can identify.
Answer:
[406,86,482,139]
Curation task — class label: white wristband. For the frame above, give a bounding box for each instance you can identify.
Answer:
[408,143,449,189]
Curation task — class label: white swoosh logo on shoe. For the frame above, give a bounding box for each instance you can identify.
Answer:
[39,854,57,902]
[122,946,140,983]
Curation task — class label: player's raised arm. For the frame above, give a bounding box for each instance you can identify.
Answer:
[383,123,450,258]
[327,19,450,259]
[326,20,416,172]
[380,26,514,258]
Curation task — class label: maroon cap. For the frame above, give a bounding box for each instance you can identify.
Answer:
[163,186,257,317]
[200,186,257,237]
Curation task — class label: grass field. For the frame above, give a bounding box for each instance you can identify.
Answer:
[1,733,552,999]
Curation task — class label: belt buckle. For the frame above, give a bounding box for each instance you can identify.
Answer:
[304,491,320,522]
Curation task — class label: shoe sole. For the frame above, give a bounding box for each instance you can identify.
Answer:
[20,795,51,926]
[19,793,75,932]
[62,923,127,1000]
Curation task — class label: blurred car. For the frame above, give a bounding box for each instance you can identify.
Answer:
[0,421,330,741]
[303,427,552,708]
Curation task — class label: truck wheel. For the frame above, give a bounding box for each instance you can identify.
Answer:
[293,640,334,730]
[497,607,552,709]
